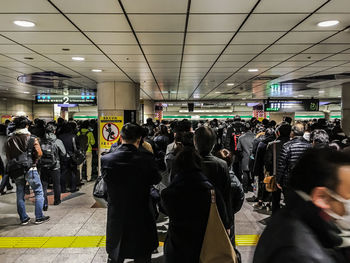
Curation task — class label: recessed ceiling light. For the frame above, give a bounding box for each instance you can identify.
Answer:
[298,94,304,97]
[215,91,222,94]
[91,69,102,72]
[72,57,85,61]
[318,90,325,93]
[23,91,30,94]
[13,20,35,27]
[317,20,339,27]
[338,95,341,98]
[248,69,259,72]
[226,83,234,86]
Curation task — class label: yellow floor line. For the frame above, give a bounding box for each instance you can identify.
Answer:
[0,235,259,249]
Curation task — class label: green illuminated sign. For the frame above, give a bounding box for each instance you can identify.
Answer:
[266,108,280,111]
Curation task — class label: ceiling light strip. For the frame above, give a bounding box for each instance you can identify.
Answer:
[117,0,164,100]
[202,0,332,99]
[175,0,192,100]
[187,0,263,100]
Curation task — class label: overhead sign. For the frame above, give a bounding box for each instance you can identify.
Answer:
[264,99,319,112]
[100,116,124,149]
[35,94,96,104]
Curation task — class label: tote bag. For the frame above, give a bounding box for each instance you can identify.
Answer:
[200,189,238,263]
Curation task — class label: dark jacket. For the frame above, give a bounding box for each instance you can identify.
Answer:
[229,170,244,214]
[6,129,42,165]
[277,136,311,188]
[39,133,66,170]
[101,144,161,259]
[237,130,255,171]
[253,135,275,180]
[264,136,290,175]
[253,190,350,263]
[58,132,77,158]
[201,154,233,227]
[161,170,230,263]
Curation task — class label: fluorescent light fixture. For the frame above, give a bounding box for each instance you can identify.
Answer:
[215,91,222,94]
[248,69,259,72]
[317,20,339,27]
[91,69,102,72]
[170,91,177,94]
[14,20,35,27]
[72,57,85,61]
[23,91,30,94]
[298,94,304,97]
[318,90,325,93]
[226,83,234,86]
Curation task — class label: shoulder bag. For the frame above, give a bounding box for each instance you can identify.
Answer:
[264,143,278,192]
[200,189,238,263]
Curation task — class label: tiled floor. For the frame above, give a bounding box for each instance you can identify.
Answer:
[0,182,267,263]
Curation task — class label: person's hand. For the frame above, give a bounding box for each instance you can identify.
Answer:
[226,229,231,235]
[277,184,282,190]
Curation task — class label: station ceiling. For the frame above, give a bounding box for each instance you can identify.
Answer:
[0,0,349,101]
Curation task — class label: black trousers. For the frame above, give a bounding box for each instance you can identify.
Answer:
[271,188,282,214]
[107,255,152,263]
[0,173,12,192]
[60,160,78,192]
[242,171,251,192]
[41,168,61,206]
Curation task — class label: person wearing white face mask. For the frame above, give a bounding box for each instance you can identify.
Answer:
[253,148,350,263]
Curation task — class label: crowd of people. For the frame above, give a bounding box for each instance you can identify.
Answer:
[0,117,97,224]
[1,114,350,262]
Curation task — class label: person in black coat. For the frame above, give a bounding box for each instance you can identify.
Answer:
[254,148,350,263]
[161,145,230,263]
[101,123,161,263]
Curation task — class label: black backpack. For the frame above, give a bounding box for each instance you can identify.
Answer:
[7,136,35,179]
[78,130,89,153]
[39,138,58,169]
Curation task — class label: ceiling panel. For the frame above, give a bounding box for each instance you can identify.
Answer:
[231,32,284,45]
[254,0,326,13]
[186,33,233,44]
[191,0,259,13]
[293,14,350,32]
[184,45,224,54]
[242,14,306,31]
[265,44,311,54]
[67,14,129,31]
[51,0,123,13]
[142,45,182,54]
[0,44,33,54]
[224,45,268,54]
[99,45,141,54]
[0,0,57,13]
[26,44,101,55]
[2,32,90,44]
[317,0,350,13]
[306,44,350,53]
[129,15,186,32]
[86,32,137,44]
[0,14,76,31]
[122,0,188,13]
[183,54,221,61]
[323,32,350,44]
[219,54,259,61]
[188,14,246,32]
[277,31,336,44]
[138,33,183,44]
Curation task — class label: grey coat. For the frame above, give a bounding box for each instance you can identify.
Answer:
[237,130,255,171]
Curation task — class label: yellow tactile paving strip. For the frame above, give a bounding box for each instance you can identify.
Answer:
[0,235,259,249]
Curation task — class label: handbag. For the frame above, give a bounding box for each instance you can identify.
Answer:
[264,143,278,192]
[70,136,85,165]
[200,189,238,263]
[93,176,108,201]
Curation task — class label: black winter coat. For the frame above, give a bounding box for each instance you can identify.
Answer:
[276,136,311,188]
[253,190,350,263]
[264,136,290,175]
[201,154,233,227]
[101,144,161,259]
[161,170,230,263]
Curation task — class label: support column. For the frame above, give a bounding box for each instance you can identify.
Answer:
[97,81,140,152]
[342,82,350,136]
[143,100,155,123]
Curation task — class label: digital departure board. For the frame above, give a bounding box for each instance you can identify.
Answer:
[35,94,96,104]
[264,99,319,112]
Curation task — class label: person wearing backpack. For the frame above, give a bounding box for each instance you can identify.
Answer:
[5,116,50,225]
[39,122,66,210]
[77,120,95,182]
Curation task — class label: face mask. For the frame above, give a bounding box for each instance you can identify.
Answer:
[326,190,350,230]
